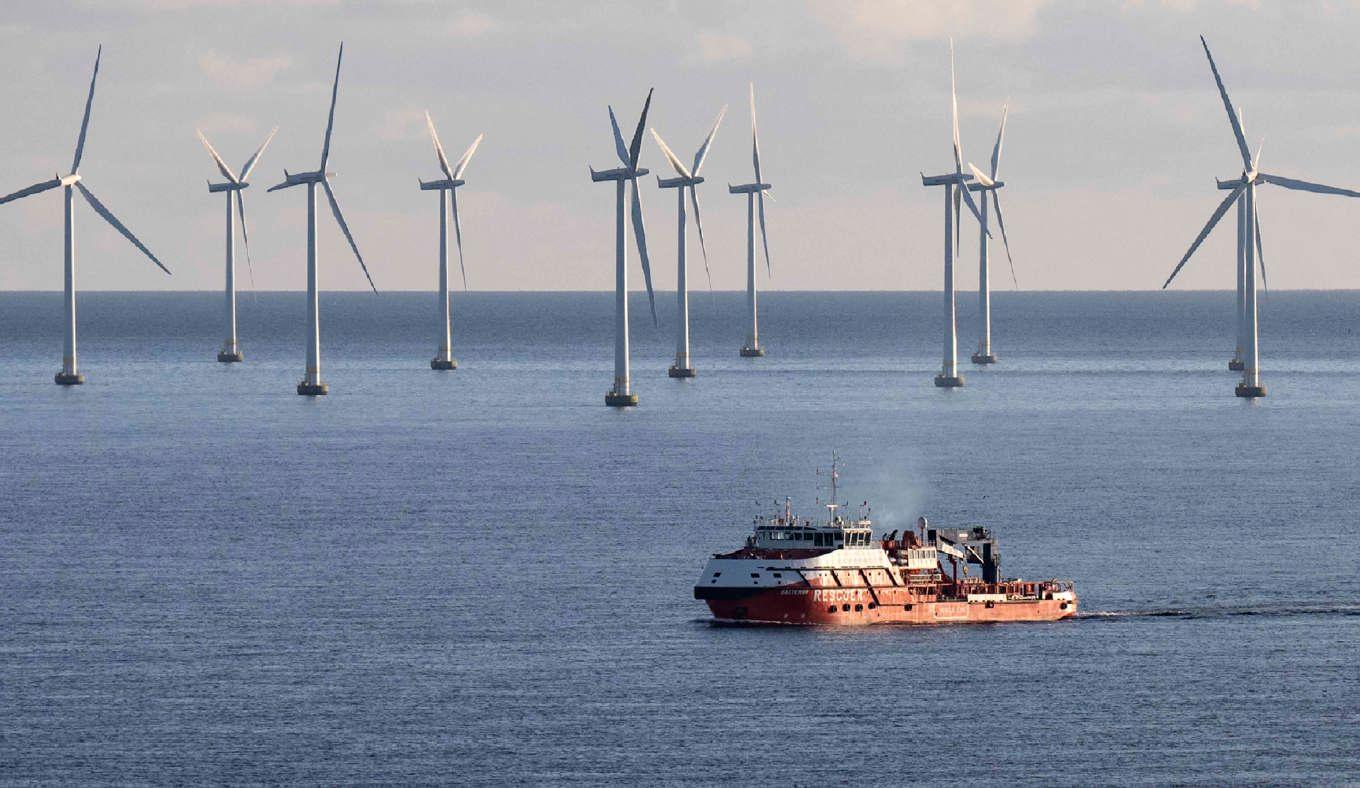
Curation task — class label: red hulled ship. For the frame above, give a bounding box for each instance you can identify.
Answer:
[694,459,1076,626]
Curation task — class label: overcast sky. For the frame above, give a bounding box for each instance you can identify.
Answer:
[3,0,1360,292]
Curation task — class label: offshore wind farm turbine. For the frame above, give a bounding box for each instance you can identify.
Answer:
[650,104,726,378]
[420,111,483,371]
[920,39,989,388]
[0,46,171,386]
[267,43,375,396]
[728,84,772,359]
[196,126,277,363]
[1163,36,1360,398]
[965,106,1016,365]
[590,90,658,407]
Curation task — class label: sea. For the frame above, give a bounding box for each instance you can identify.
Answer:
[1,290,1357,785]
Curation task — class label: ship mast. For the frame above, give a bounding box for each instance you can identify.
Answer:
[824,451,840,524]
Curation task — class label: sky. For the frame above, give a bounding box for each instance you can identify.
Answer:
[3,0,1360,292]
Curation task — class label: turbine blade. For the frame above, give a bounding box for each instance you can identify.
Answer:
[321,179,376,292]
[1252,137,1265,172]
[1162,183,1245,288]
[451,188,467,291]
[236,190,257,290]
[992,191,1017,288]
[319,42,343,170]
[649,129,691,178]
[990,104,1008,179]
[425,111,453,179]
[1257,172,1360,198]
[691,104,727,176]
[1199,36,1252,172]
[451,133,484,179]
[629,179,656,325]
[689,186,712,289]
[1254,197,1267,292]
[71,45,101,173]
[0,178,61,205]
[950,38,963,174]
[967,162,994,188]
[757,191,771,276]
[196,129,239,183]
[956,174,987,230]
[75,181,170,274]
[628,88,653,169]
[239,126,278,181]
[750,83,763,184]
[607,105,631,168]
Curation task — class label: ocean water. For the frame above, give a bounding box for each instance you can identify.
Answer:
[0,290,1357,785]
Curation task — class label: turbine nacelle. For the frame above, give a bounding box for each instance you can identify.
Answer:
[966,179,1005,192]
[419,177,466,191]
[657,175,703,189]
[58,173,82,188]
[590,165,648,182]
[207,181,248,193]
[267,169,335,192]
[921,172,977,187]
[727,182,771,194]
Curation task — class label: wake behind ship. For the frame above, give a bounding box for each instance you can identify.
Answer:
[694,462,1076,626]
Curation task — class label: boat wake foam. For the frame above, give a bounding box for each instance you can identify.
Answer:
[1079,604,1360,621]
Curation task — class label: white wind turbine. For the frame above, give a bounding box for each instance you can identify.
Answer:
[1163,36,1360,398]
[267,43,375,396]
[729,84,772,359]
[650,105,726,378]
[590,89,657,407]
[196,126,277,363]
[965,106,1017,365]
[920,39,989,388]
[419,112,483,371]
[0,46,171,385]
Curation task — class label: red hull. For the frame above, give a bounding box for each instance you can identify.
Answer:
[698,584,1076,626]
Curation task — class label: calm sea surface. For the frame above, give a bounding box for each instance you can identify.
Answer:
[1,291,1357,785]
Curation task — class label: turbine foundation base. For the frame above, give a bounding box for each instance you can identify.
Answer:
[970,353,997,365]
[934,374,965,388]
[668,366,696,378]
[297,381,329,396]
[739,346,765,358]
[430,358,458,371]
[1235,383,1267,399]
[217,351,244,363]
[1228,359,1245,372]
[54,371,85,386]
[605,391,638,407]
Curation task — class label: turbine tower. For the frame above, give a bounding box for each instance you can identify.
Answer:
[1163,36,1360,398]
[966,106,1016,365]
[728,84,772,359]
[920,39,989,388]
[650,104,726,378]
[419,111,484,371]
[196,126,277,363]
[0,46,171,385]
[267,43,375,396]
[590,90,657,407]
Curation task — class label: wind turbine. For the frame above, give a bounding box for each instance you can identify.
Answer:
[965,106,1016,365]
[419,111,483,371]
[650,104,726,378]
[1162,36,1360,398]
[590,90,658,407]
[196,126,277,363]
[267,43,375,396]
[0,46,171,385]
[729,84,772,359]
[920,39,989,388]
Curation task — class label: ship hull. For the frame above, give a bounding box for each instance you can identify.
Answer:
[696,585,1076,626]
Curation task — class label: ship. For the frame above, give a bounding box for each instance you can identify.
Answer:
[694,458,1076,626]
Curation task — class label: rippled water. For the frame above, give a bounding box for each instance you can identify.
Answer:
[1,291,1357,784]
